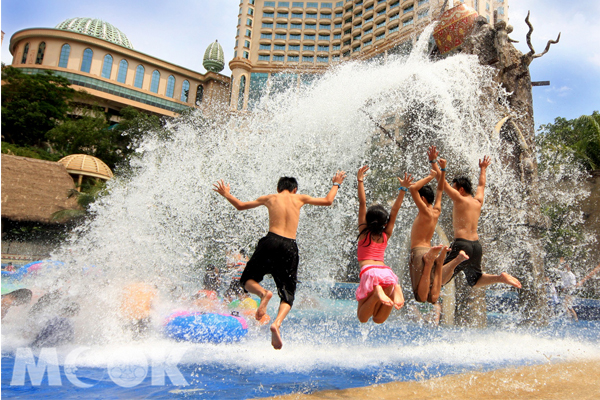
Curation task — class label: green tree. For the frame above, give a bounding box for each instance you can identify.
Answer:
[1,66,75,146]
[537,111,600,172]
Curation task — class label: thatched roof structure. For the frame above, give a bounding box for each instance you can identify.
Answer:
[1,154,80,224]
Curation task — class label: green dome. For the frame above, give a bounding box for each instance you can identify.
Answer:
[55,18,133,49]
[203,40,225,73]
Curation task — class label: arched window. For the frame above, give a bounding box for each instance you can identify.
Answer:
[237,75,246,110]
[35,42,46,64]
[21,43,29,64]
[134,65,145,88]
[150,70,161,93]
[58,44,70,68]
[180,80,190,102]
[196,85,204,105]
[117,59,128,83]
[101,54,113,79]
[166,75,175,98]
[80,48,93,73]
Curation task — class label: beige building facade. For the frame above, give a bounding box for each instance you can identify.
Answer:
[230,0,508,111]
[8,19,230,120]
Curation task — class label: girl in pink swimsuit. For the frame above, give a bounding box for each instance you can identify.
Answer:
[356,166,412,323]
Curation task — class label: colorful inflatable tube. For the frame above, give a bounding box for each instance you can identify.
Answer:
[164,311,248,343]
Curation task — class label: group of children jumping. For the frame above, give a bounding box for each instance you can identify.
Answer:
[213,145,522,350]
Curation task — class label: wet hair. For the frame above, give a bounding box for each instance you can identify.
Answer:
[239,249,246,256]
[418,185,435,205]
[358,205,389,246]
[2,288,32,306]
[277,177,298,193]
[452,176,473,195]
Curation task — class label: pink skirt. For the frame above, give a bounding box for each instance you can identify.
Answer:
[355,265,399,301]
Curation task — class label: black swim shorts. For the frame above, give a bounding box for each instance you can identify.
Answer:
[444,238,483,287]
[240,232,299,306]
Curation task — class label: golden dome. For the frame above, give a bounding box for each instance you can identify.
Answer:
[58,154,113,180]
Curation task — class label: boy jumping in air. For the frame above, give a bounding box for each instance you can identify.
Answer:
[409,146,469,304]
[213,171,347,349]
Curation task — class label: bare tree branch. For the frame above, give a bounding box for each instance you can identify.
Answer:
[532,33,561,60]
[525,11,535,57]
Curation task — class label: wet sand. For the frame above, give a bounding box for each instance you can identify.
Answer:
[259,359,600,400]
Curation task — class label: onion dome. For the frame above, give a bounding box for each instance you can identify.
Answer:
[58,154,113,180]
[203,40,225,73]
[55,18,133,49]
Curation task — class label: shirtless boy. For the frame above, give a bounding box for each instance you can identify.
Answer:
[213,172,346,349]
[433,155,521,289]
[409,147,468,304]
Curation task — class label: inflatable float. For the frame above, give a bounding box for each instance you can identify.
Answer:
[164,310,248,343]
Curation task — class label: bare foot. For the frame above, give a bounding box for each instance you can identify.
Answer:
[256,291,272,321]
[456,250,470,263]
[270,323,283,350]
[392,284,405,310]
[423,245,443,265]
[435,245,450,267]
[375,285,394,307]
[500,272,522,288]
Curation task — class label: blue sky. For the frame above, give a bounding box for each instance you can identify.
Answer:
[2,0,598,128]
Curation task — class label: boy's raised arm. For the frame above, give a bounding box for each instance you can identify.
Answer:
[213,180,268,210]
[428,145,442,175]
[301,170,347,206]
[409,170,437,213]
[474,155,490,204]
[434,158,447,212]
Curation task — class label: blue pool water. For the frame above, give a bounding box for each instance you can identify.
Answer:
[3,295,600,399]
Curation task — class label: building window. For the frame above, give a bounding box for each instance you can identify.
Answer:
[117,59,128,83]
[265,1,275,6]
[196,85,204,104]
[263,22,274,28]
[486,3,490,11]
[261,33,273,39]
[287,55,299,62]
[274,44,286,50]
[498,6,504,15]
[278,1,290,6]
[376,33,385,40]
[403,5,414,13]
[332,44,340,50]
[317,56,329,62]
[319,24,331,30]
[377,21,386,28]
[21,43,29,64]
[166,75,175,98]
[35,42,46,65]
[260,44,272,50]
[275,33,287,39]
[320,13,332,19]
[302,55,314,62]
[290,33,301,40]
[80,48,93,73]
[243,51,250,59]
[150,70,161,93]
[389,13,399,21]
[101,54,113,79]
[291,23,302,29]
[273,55,284,61]
[245,40,251,48]
[264,11,274,17]
[352,45,360,52]
[277,23,289,29]
[58,44,70,68]
[246,29,252,37]
[237,76,246,110]
[307,2,318,7]
[403,17,413,26]
[288,44,300,51]
[319,33,330,40]
[306,12,317,19]
[335,11,342,17]
[181,80,190,102]
[304,34,315,40]
[364,38,372,46]
[364,27,373,35]
[303,44,315,51]
[259,54,270,61]
[247,18,253,26]
[334,33,341,39]
[248,8,254,15]
[134,65,145,88]
[292,2,304,7]
[277,11,288,17]
[418,0,429,5]
[322,2,332,8]
[335,23,342,28]
[318,45,329,51]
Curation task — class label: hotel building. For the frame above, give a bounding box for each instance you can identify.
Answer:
[230,0,508,111]
[7,18,230,120]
